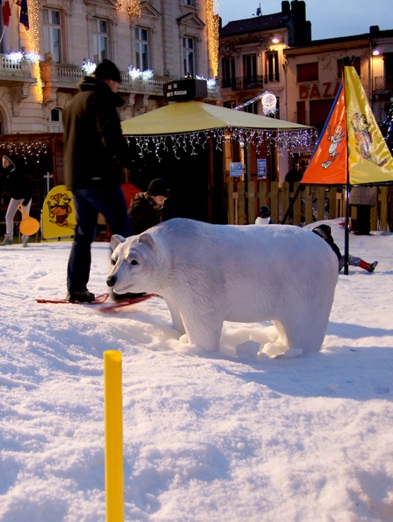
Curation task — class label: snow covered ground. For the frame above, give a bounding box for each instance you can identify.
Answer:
[0,219,392,521]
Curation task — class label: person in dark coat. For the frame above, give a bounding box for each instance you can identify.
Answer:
[285,161,303,192]
[0,155,32,247]
[312,224,378,273]
[63,59,132,302]
[128,178,171,235]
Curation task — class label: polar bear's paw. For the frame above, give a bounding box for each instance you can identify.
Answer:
[275,347,304,359]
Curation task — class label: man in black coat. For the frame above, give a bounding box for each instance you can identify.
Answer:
[285,161,303,192]
[63,59,131,302]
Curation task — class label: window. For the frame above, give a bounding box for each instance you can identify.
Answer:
[265,51,279,82]
[222,57,235,88]
[93,19,108,64]
[337,57,361,78]
[244,100,258,114]
[243,54,257,81]
[297,101,306,125]
[183,37,195,77]
[43,9,62,63]
[297,62,318,82]
[310,99,335,133]
[135,27,149,71]
[384,53,393,89]
[48,108,63,133]
[242,54,259,89]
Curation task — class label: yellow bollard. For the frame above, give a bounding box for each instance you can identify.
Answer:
[104,350,124,522]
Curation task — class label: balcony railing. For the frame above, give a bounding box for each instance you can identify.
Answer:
[39,62,220,98]
[221,75,264,91]
[0,53,34,81]
[120,71,170,96]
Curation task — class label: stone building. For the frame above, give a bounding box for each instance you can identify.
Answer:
[0,0,218,134]
[284,26,393,160]
[218,1,393,183]
[218,0,313,183]
[0,0,220,218]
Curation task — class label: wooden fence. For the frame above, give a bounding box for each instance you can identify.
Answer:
[227,181,390,230]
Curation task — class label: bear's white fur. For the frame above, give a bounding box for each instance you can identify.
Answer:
[108,218,338,355]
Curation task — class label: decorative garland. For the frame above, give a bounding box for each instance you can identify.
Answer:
[127,127,318,161]
[235,91,278,116]
[0,141,49,160]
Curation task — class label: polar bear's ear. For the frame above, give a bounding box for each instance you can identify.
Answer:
[110,234,125,252]
[138,232,156,250]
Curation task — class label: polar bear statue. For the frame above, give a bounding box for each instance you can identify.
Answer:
[107,218,338,356]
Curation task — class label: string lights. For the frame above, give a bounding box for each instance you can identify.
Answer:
[127,127,318,162]
[116,0,141,17]
[235,91,278,115]
[82,59,96,75]
[205,0,219,78]
[0,140,49,159]
[23,0,43,103]
[128,66,154,80]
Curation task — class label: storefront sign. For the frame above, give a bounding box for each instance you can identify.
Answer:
[230,162,244,178]
[257,159,267,179]
[299,81,341,100]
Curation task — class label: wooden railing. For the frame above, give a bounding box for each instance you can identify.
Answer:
[227,181,390,231]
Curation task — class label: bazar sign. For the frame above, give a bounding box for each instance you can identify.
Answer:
[299,81,341,99]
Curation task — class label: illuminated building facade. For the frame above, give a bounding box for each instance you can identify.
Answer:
[0,0,219,136]
[218,1,393,182]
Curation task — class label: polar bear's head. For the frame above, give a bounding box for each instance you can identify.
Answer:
[107,233,164,295]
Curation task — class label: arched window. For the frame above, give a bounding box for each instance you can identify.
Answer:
[48,108,63,133]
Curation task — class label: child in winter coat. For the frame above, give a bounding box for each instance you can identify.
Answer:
[312,224,377,273]
[128,178,171,235]
[255,205,274,225]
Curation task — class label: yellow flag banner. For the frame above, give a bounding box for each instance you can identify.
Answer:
[301,84,347,185]
[345,65,393,184]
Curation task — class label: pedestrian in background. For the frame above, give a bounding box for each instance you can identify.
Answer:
[255,205,274,225]
[285,161,303,192]
[0,155,32,248]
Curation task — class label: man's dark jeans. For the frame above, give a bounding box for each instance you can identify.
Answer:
[67,186,131,293]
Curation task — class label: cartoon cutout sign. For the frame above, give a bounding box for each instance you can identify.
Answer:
[41,185,76,241]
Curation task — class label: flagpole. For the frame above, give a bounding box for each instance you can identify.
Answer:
[344,180,350,275]
[342,64,350,275]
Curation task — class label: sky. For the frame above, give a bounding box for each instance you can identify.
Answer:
[219,0,393,40]
[0,218,392,521]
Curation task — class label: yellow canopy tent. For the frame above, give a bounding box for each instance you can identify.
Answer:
[121,100,310,136]
[121,99,315,168]
[121,100,314,223]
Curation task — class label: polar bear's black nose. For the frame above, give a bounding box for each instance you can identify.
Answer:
[107,275,117,287]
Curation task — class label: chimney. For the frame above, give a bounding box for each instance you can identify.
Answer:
[282,1,290,15]
[369,25,380,39]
